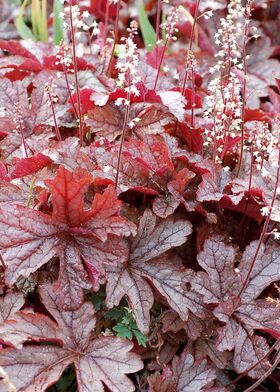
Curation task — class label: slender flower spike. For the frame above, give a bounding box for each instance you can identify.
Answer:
[161,6,179,40]
[114,21,140,189]
[203,0,246,162]
[56,44,73,71]
[12,102,28,157]
[115,21,140,98]
[44,77,58,104]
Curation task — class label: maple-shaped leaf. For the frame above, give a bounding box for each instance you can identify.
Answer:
[42,137,95,172]
[0,39,42,77]
[196,166,268,222]
[132,103,175,135]
[157,90,187,121]
[153,168,196,218]
[0,79,67,161]
[0,78,65,134]
[160,309,203,341]
[0,131,54,162]
[0,284,143,392]
[0,204,65,285]
[176,123,204,154]
[0,40,94,79]
[93,134,196,217]
[148,350,216,392]
[0,292,25,323]
[192,236,280,377]
[86,103,123,141]
[148,367,177,392]
[0,166,134,309]
[105,209,204,334]
[0,182,30,206]
[92,136,169,195]
[45,166,93,227]
[172,350,216,391]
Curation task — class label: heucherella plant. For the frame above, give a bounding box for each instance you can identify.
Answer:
[113,20,141,188]
[203,0,246,164]
[0,0,279,391]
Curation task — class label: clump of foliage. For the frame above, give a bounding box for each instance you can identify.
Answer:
[0,0,279,391]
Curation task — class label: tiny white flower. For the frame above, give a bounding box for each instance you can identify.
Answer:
[82,11,90,18]
[260,206,270,217]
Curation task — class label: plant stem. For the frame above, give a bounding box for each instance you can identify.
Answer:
[49,97,62,141]
[239,143,280,296]
[106,0,121,77]
[189,0,200,52]
[226,339,280,388]
[155,0,161,44]
[237,9,251,177]
[0,253,6,269]
[69,0,83,146]
[153,36,168,90]
[244,346,280,392]
[19,120,28,158]
[63,64,79,119]
[114,98,130,190]
[180,0,200,126]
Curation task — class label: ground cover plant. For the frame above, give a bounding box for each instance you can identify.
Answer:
[0,0,279,391]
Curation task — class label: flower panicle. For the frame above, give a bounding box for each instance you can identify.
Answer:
[115,21,140,100]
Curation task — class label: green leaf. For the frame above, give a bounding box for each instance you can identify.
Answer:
[15,0,36,41]
[133,329,148,347]
[53,0,64,44]
[137,0,156,51]
[105,307,125,321]
[47,365,77,392]
[91,291,105,311]
[121,314,133,326]
[113,324,133,340]
[6,0,21,5]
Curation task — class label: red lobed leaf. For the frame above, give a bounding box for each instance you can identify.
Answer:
[10,153,52,179]
[45,165,93,226]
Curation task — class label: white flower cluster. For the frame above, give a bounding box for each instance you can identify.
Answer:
[260,205,270,217]
[210,0,244,75]
[161,6,179,41]
[60,3,99,35]
[12,102,24,132]
[44,77,58,104]
[272,229,280,240]
[115,21,140,103]
[247,121,279,174]
[204,75,243,161]
[185,50,197,81]
[203,10,213,20]
[56,43,73,70]
[203,0,247,161]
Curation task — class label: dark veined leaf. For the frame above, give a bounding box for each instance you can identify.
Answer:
[105,209,205,334]
[0,166,134,310]
[192,236,280,377]
[0,284,143,392]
